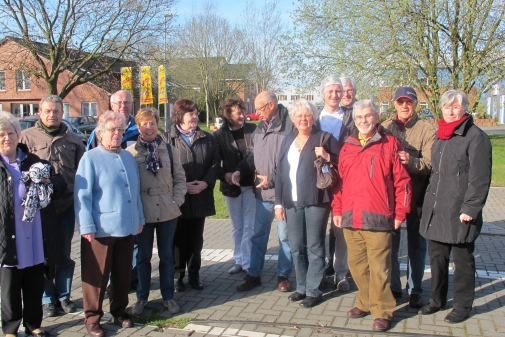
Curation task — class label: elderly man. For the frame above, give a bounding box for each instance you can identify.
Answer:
[340,76,358,115]
[382,86,436,308]
[317,75,354,291]
[86,90,139,150]
[232,91,295,292]
[20,95,85,317]
[333,99,411,331]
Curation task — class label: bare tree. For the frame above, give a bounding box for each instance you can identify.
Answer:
[282,0,505,118]
[0,0,176,99]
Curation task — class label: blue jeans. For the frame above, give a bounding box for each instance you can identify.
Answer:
[286,204,330,297]
[391,212,427,295]
[136,219,178,301]
[248,199,292,278]
[43,207,76,304]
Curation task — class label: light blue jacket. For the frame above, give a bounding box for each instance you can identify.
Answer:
[74,146,145,238]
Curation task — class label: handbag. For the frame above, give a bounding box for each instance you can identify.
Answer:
[314,132,339,190]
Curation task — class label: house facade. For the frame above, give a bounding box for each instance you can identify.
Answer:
[275,88,323,109]
[0,38,117,118]
[483,82,505,123]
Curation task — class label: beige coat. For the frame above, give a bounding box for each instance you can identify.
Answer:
[126,140,187,223]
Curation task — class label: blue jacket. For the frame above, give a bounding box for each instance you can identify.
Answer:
[86,115,139,151]
[74,146,145,238]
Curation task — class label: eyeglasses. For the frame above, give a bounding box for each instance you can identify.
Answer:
[105,127,125,133]
[294,114,313,119]
[255,102,269,113]
[140,122,157,128]
[0,131,16,139]
[112,101,132,106]
[354,113,375,121]
[396,99,414,106]
[185,111,199,117]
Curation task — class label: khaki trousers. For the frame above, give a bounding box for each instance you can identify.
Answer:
[344,228,395,320]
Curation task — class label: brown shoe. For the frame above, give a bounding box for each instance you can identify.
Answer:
[113,316,134,328]
[85,323,104,337]
[372,318,391,331]
[347,307,370,318]
[277,276,291,292]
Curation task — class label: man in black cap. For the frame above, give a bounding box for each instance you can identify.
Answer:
[381,86,436,308]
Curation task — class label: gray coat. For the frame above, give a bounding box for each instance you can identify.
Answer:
[420,116,492,244]
[235,104,295,202]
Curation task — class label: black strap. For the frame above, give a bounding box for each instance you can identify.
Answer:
[166,143,174,179]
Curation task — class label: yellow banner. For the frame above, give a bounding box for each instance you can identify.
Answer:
[120,67,133,97]
[158,65,167,105]
[140,66,153,105]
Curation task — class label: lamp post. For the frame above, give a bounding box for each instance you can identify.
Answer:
[163,13,172,132]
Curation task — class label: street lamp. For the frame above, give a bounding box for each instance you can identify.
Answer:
[164,13,172,132]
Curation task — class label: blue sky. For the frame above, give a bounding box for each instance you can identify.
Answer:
[174,0,297,27]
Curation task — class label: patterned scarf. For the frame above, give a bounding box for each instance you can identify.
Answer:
[20,162,54,222]
[176,124,197,144]
[138,135,163,175]
[437,114,469,140]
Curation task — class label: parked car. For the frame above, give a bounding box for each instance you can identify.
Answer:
[69,116,97,134]
[419,108,435,120]
[18,116,88,145]
[245,113,260,121]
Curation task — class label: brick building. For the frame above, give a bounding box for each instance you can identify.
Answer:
[0,37,125,118]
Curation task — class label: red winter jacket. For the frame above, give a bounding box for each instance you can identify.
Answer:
[332,126,411,231]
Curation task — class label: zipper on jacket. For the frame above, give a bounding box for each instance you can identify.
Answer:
[385,185,390,210]
[432,142,448,211]
[404,183,409,207]
[370,156,375,178]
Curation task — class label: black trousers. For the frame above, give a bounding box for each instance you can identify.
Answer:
[173,217,205,280]
[0,263,45,334]
[428,239,475,311]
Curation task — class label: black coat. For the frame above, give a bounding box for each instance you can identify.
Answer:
[0,144,67,266]
[275,128,340,209]
[420,116,492,244]
[163,126,220,219]
[213,123,256,197]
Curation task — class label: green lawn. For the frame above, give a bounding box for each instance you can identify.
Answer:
[490,134,505,187]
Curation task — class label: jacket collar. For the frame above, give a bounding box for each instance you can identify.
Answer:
[259,104,288,133]
[453,114,474,136]
[346,124,385,148]
[170,124,206,141]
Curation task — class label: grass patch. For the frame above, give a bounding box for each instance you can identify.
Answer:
[490,134,505,187]
[135,311,193,331]
[211,180,229,219]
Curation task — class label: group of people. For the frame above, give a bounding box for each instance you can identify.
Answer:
[0,74,492,336]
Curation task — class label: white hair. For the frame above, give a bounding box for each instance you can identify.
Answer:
[95,110,126,142]
[340,76,357,92]
[110,90,133,104]
[320,75,343,97]
[288,99,320,121]
[439,90,469,111]
[352,99,379,119]
[0,111,21,136]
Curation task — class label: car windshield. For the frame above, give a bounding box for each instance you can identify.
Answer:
[19,120,37,130]
[69,117,80,124]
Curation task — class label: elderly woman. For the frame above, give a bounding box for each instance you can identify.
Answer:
[75,111,144,337]
[274,99,340,308]
[213,99,257,274]
[0,111,66,337]
[162,99,219,292]
[418,90,492,323]
[126,108,187,316]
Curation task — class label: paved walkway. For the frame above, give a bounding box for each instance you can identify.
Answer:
[17,188,505,336]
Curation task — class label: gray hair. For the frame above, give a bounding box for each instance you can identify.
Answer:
[95,110,126,142]
[40,95,63,110]
[257,91,278,106]
[320,75,343,97]
[0,111,21,137]
[288,99,319,121]
[439,90,469,112]
[110,90,133,104]
[340,76,357,92]
[352,99,379,119]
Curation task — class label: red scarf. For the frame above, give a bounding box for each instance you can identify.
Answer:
[436,114,469,140]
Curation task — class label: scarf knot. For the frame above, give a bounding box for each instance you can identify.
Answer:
[20,162,54,222]
[176,124,197,144]
[436,114,469,140]
[139,135,163,175]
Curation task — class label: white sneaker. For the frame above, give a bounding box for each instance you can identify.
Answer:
[228,264,244,274]
[131,300,148,316]
[163,299,180,314]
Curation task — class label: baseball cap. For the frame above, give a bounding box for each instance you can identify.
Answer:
[394,86,417,101]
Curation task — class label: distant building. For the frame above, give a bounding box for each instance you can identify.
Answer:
[0,37,129,117]
[275,88,322,109]
[483,82,505,123]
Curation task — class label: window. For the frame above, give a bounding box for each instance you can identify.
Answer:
[0,71,5,90]
[305,95,314,101]
[15,70,30,90]
[63,103,70,119]
[419,102,428,109]
[11,103,32,117]
[278,95,287,101]
[82,102,97,116]
[290,95,300,100]
[380,102,389,113]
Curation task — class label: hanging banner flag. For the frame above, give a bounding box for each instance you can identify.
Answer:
[140,66,153,105]
[158,65,167,105]
[121,67,133,97]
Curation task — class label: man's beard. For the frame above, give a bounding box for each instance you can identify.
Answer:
[357,123,375,135]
